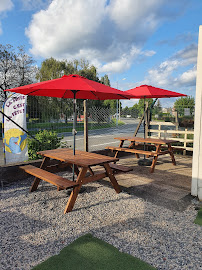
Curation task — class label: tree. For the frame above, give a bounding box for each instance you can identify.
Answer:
[16,46,37,86]
[0,44,37,101]
[100,74,110,86]
[122,106,130,116]
[0,44,17,101]
[36,57,65,81]
[174,96,195,116]
[153,99,162,116]
[131,103,139,118]
[34,58,111,122]
[103,100,117,109]
[137,98,153,116]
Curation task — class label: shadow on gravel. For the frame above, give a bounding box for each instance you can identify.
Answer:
[99,178,193,212]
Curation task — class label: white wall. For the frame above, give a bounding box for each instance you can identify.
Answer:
[192,26,202,200]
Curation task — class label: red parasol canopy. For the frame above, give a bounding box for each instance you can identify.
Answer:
[5,74,132,100]
[126,85,187,98]
[126,85,187,165]
[5,74,132,170]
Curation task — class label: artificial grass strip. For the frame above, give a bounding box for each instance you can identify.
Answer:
[32,234,156,270]
[194,207,202,226]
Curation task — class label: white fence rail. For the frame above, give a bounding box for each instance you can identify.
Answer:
[148,121,194,154]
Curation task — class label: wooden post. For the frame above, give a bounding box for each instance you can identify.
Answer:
[164,130,167,140]
[83,100,88,152]
[173,111,179,126]
[192,26,202,200]
[134,114,144,137]
[183,128,187,155]
[145,102,149,138]
[158,124,161,138]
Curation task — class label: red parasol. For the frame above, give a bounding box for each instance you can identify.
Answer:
[126,84,187,166]
[6,74,132,100]
[126,85,187,98]
[5,74,132,178]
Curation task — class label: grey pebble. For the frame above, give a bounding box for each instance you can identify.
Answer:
[1,177,202,270]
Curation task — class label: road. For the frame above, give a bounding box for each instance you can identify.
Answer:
[0,118,143,165]
[61,118,143,152]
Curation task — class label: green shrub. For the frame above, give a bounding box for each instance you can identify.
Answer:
[28,130,64,160]
[111,118,125,125]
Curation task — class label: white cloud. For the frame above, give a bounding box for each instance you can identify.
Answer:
[142,44,197,89]
[20,0,51,10]
[0,0,13,34]
[158,32,196,46]
[98,47,156,73]
[0,0,13,12]
[175,66,197,87]
[173,44,198,69]
[26,0,187,73]
[108,0,162,32]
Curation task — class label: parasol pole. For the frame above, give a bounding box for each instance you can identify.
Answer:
[143,97,146,155]
[72,90,78,181]
[73,94,77,156]
[138,96,152,166]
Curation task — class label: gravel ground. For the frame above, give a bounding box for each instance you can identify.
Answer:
[1,174,202,270]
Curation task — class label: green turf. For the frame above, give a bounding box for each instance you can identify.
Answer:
[194,207,202,226]
[32,234,156,270]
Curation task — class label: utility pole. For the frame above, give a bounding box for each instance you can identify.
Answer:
[119,100,121,121]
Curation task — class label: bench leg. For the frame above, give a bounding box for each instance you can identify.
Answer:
[64,167,88,214]
[114,140,124,160]
[168,144,176,165]
[114,150,119,159]
[30,157,50,192]
[103,163,121,193]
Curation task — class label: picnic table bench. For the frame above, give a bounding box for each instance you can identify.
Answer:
[20,148,122,214]
[106,137,177,173]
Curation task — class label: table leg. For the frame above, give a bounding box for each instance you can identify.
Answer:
[30,157,50,192]
[64,167,88,214]
[150,144,161,173]
[150,156,158,173]
[103,163,121,193]
[168,143,176,165]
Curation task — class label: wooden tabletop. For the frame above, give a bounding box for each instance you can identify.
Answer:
[38,148,119,167]
[114,136,177,144]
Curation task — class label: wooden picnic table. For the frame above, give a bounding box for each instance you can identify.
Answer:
[20,148,121,214]
[106,136,177,173]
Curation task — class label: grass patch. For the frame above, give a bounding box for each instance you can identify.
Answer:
[32,234,156,270]
[194,207,202,226]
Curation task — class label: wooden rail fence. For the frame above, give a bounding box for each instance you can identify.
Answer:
[148,121,194,155]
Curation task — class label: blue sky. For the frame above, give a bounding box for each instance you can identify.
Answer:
[0,0,202,108]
